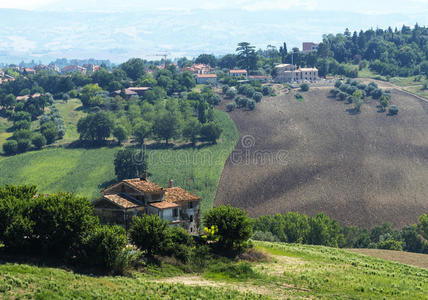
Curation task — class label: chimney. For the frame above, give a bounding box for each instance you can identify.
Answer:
[168,179,174,188]
[140,172,147,181]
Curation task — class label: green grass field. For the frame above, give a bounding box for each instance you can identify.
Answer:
[0,110,239,211]
[55,98,87,143]
[0,117,12,156]
[1,241,427,299]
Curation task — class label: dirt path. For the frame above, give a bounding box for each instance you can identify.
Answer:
[347,249,428,269]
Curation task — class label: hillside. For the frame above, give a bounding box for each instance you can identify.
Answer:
[1,241,427,299]
[0,109,239,212]
[215,87,428,228]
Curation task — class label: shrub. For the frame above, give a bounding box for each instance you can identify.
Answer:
[330,88,339,96]
[13,129,33,141]
[222,85,229,94]
[334,80,342,88]
[377,239,403,251]
[294,93,304,101]
[200,122,222,144]
[389,105,399,115]
[262,86,271,96]
[82,225,127,270]
[129,215,171,257]
[354,98,363,112]
[3,140,18,155]
[203,205,253,255]
[165,226,194,262]
[62,93,70,101]
[338,92,347,101]
[32,134,47,149]
[225,87,237,99]
[252,92,262,103]
[17,139,31,153]
[423,81,428,90]
[226,103,236,112]
[252,231,279,242]
[247,100,256,111]
[13,120,31,130]
[300,83,309,92]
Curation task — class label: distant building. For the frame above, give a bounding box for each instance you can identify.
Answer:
[62,65,87,74]
[23,68,36,75]
[248,75,269,83]
[93,175,201,234]
[48,63,60,73]
[112,87,152,97]
[195,74,217,85]
[302,42,319,53]
[229,69,248,78]
[182,64,213,75]
[275,64,318,82]
[83,64,100,73]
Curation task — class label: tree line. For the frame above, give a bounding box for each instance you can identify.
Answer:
[253,212,428,254]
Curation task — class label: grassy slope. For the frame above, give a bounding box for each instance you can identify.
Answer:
[55,98,87,143]
[1,242,427,299]
[0,117,12,156]
[0,110,239,211]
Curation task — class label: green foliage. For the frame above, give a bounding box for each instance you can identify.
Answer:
[80,84,103,107]
[82,225,127,270]
[2,140,18,155]
[152,108,182,144]
[203,205,253,255]
[133,119,152,145]
[377,239,403,251]
[389,105,399,115]
[200,122,222,144]
[300,83,310,92]
[114,148,147,180]
[354,98,363,112]
[294,93,304,101]
[419,214,428,239]
[252,230,279,242]
[226,103,236,112]
[31,134,46,150]
[129,215,171,257]
[205,262,259,281]
[113,125,128,145]
[77,112,114,143]
[119,58,146,81]
[182,117,201,146]
[17,139,31,153]
[262,86,271,96]
[252,92,262,103]
[247,100,256,110]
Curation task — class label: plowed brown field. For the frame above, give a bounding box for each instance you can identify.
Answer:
[215,87,428,228]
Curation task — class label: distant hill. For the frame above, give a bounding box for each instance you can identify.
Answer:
[1,8,428,63]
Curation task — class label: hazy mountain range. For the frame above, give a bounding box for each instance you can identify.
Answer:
[1,8,428,64]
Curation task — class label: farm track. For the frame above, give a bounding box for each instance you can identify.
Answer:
[215,87,428,228]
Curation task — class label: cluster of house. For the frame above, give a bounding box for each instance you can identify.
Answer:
[0,69,15,85]
[93,174,201,234]
[192,67,270,85]
[61,64,100,74]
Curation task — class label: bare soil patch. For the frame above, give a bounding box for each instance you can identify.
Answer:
[215,88,428,228]
[347,249,428,269]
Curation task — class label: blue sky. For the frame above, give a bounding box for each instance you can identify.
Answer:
[1,0,428,14]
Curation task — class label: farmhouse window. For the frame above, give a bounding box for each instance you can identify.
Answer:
[188,202,193,209]
[190,215,193,222]
[173,208,178,217]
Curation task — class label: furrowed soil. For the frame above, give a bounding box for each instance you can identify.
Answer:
[215,87,428,228]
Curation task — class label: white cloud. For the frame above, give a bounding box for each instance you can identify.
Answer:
[0,0,57,9]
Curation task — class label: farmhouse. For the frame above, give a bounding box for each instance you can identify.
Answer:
[196,74,217,85]
[229,69,248,78]
[248,75,269,83]
[93,174,201,234]
[275,64,319,82]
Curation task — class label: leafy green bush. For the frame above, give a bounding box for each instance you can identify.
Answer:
[262,86,271,96]
[389,105,399,115]
[377,239,403,251]
[129,215,171,257]
[226,103,236,112]
[82,225,127,270]
[225,87,237,99]
[252,231,279,242]
[200,122,222,144]
[300,83,309,92]
[252,92,262,103]
[203,205,253,255]
[3,140,18,155]
[295,93,304,101]
[247,100,256,111]
[17,139,31,153]
[32,134,47,149]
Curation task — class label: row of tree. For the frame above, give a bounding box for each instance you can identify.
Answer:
[253,212,428,253]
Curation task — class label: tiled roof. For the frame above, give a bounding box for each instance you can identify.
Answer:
[149,201,179,209]
[123,178,164,193]
[104,194,139,209]
[197,74,217,78]
[165,187,201,203]
[229,69,247,73]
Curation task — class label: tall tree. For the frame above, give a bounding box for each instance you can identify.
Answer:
[236,42,258,71]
